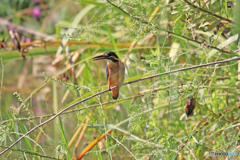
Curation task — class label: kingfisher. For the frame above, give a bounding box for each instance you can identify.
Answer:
[93,51,125,100]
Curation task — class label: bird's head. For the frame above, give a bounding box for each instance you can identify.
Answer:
[93,51,119,62]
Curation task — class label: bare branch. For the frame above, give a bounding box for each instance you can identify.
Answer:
[0,56,240,155]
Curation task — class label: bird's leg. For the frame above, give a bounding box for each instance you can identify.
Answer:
[108,85,111,91]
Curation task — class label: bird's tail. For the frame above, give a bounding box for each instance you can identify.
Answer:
[111,87,119,100]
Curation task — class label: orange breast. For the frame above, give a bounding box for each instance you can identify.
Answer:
[107,61,125,99]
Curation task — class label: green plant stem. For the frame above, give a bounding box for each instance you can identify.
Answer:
[0,57,3,120]
[53,74,59,144]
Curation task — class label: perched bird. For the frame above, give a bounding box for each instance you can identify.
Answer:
[185,97,196,117]
[93,51,125,100]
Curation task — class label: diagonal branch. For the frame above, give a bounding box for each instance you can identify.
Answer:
[106,0,232,54]
[184,0,233,23]
[0,56,240,155]
[1,76,232,124]
[1,86,168,124]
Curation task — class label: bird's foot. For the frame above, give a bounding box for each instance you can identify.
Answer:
[108,87,111,91]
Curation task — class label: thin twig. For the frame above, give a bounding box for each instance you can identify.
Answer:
[1,56,240,155]
[0,145,57,159]
[106,0,231,54]
[184,0,233,23]
[107,134,138,160]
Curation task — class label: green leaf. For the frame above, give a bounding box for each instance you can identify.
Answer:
[55,25,62,41]
[171,34,200,48]
[107,25,119,56]
[71,0,103,6]
[56,5,96,55]
[58,117,71,160]
[20,122,33,151]
[207,34,238,59]
[14,122,26,160]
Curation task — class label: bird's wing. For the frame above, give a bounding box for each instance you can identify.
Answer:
[106,64,109,81]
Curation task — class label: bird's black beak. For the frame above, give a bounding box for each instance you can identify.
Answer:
[92,55,108,61]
